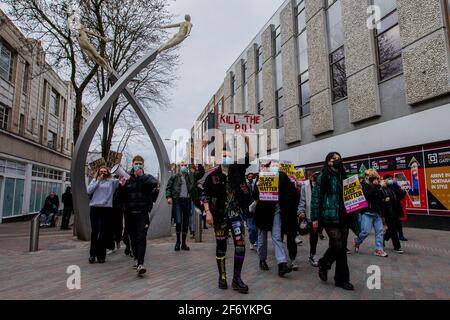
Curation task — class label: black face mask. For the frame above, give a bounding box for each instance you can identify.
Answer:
[332,160,342,169]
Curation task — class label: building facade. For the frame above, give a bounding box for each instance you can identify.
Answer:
[0,10,87,222]
[190,0,450,227]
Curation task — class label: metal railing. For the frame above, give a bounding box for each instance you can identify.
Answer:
[29,213,41,252]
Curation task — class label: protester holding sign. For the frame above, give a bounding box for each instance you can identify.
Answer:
[253,161,293,277]
[310,152,354,291]
[354,169,388,257]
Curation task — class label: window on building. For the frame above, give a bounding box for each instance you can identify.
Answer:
[39,125,43,144]
[42,80,48,107]
[62,99,67,122]
[296,1,310,118]
[295,0,306,35]
[50,89,59,116]
[48,130,57,149]
[330,46,348,101]
[327,0,347,102]
[374,1,403,81]
[19,114,25,136]
[274,25,281,55]
[256,46,263,115]
[275,88,284,128]
[0,41,13,82]
[22,62,30,94]
[231,74,235,112]
[298,73,310,117]
[0,103,9,130]
[242,61,248,112]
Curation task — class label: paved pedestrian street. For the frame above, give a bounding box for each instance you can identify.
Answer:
[0,222,449,300]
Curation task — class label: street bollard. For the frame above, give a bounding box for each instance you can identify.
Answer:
[30,213,41,252]
[194,207,202,242]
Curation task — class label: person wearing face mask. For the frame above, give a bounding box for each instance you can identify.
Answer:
[354,169,388,258]
[166,161,203,251]
[121,155,158,276]
[298,171,321,267]
[245,173,258,250]
[253,161,296,276]
[87,166,120,264]
[310,152,355,291]
[203,148,252,294]
[381,174,406,253]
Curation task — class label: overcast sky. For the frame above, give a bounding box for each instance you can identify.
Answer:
[129,0,286,175]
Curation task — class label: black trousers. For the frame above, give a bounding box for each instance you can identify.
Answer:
[125,211,150,265]
[283,226,297,261]
[89,206,112,260]
[319,226,350,284]
[61,207,72,229]
[384,216,401,250]
[112,209,124,244]
[310,227,319,256]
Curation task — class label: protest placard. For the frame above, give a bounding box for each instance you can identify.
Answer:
[343,175,368,214]
[258,171,279,201]
[218,113,263,134]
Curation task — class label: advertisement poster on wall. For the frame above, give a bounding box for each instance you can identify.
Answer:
[424,147,450,213]
[370,152,427,213]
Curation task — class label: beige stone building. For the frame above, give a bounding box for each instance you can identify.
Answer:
[0,10,87,222]
[190,0,450,225]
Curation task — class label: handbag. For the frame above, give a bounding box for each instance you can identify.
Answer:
[298,217,311,236]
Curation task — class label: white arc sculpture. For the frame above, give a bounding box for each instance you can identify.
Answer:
[71,14,192,241]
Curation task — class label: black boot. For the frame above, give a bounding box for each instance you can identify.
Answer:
[278,262,292,277]
[216,256,227,289]
[175,232,181,251]
[232,277,249,294]
[259,260,269,271]
[181,233,190,251]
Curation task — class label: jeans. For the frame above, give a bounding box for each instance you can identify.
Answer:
[89,206,112,260]
[319,226,350,284]
[246,217,258,245]
[257,204,288,264]
[175,198,191,235]
[125,211,150,265]
[356,213,384,250]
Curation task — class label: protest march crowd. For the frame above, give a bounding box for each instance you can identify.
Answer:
[85,150,410,294]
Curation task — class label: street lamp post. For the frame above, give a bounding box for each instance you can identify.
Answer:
[165,138,177,165]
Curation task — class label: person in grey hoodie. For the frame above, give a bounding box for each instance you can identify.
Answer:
[87,166,120,264]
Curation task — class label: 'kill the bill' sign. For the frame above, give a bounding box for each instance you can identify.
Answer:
[218,113,263,134]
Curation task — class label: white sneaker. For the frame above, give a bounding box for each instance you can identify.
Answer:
[291,260,299,271]
[249,243,256,250]
[106,249,115,255]
[295,236,303,245]
[136,264,146,276]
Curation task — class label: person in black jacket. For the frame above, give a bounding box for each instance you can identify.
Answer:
[121,155,158,276]
[204,149,252,294]
[354,169,388,257]
[61,187,73,230]
[40,192,59,227]
[381,174,406,253]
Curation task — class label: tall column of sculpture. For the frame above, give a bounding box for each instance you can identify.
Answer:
[70,7,192,240]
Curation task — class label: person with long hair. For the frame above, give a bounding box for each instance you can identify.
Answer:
[87,166,120,264]
[310,152,354,291]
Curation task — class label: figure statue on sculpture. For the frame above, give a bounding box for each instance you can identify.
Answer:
[157,14,193,53]
[68,6,113,73]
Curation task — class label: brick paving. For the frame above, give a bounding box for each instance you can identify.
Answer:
[0,219,449,300]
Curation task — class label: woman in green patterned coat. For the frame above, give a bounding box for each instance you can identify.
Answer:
[310,152,355,291]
